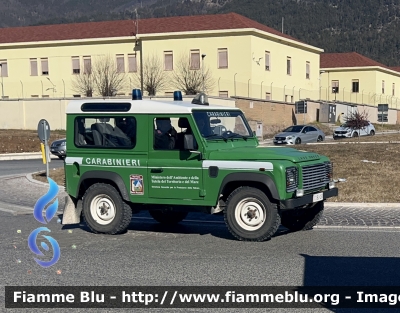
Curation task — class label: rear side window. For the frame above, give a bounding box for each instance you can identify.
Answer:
[74,116,136,148]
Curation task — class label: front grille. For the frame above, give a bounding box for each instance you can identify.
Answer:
[275,137,286,140]
[335,131,347,134]
[302,163,330,192]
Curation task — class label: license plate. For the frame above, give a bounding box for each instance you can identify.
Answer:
[312,192,323,202]
[278,141,282,143]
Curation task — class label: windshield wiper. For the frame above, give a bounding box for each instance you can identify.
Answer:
[224,133,249,140]
[204,134,227,141]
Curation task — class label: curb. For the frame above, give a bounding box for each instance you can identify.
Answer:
[324,202,399,208]
[26,172,65,191]
[0,152,59,161]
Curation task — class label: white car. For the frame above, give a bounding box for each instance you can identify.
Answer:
[333,122,375,139]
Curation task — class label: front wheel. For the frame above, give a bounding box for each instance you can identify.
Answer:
[224,187,280,241]
[352,132,358,138]
[82,183,132,234]
[295,137,301,144]
[149,210,188,225]
[281,201,324,232]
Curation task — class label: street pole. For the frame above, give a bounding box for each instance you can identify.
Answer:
[201,54,206,93]
[0,64,3,99]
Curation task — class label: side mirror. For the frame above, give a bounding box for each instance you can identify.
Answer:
[184,134,195,150]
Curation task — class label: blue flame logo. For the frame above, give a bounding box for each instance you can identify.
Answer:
[28,177,60,267]
[33,177,59,224]
[28,227,60,267]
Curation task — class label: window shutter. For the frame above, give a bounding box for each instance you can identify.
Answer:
[190,51,200,69]
[117,55,125,73]
[128,54,137,72]
[30,59,38,76]
[218,49,228,68]
[84,58,91,74]
[41,59,48,74]
[164,53,173,70]
[265,53,270,70]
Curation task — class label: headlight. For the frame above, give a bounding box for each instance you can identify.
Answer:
[286,136,293,140]
[286,167,298,192]
[346,129,351,133]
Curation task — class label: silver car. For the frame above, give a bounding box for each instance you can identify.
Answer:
[333,122,375,139]
[273,125,325,145]
[50,138,66,159]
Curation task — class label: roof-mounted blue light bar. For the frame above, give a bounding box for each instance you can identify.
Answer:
[132,89,142,100]
[173,91,183,101]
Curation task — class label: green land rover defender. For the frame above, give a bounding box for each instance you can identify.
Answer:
[62,91,338,242]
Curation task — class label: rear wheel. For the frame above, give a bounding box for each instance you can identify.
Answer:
[317,135,323,142]
[281,202,324,232]
[149,210,188,225]
[82,183,132,234]
[224,187,280,241]
[295,137,301,144]
[370,130,375,136]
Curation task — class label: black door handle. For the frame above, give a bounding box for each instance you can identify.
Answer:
[151,168,163,173]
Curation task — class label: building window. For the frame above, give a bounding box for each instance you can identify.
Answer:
[265,51,270,71]
[218,48,228,69]
[306,61,310,79]
[41,58,49,75]
[164,51,173,71]
[116,54,125,73]
[30,59,38,76]
[190,50,200,70]
[352,79,359,93]
[332,80,339,93]
[83,56,91,74]
[31,95,39,98]
[128,54,137,72]
[0,61,8,77]
[393,83,395,96]
[219,91,228,97]
[72,57,80,74]
[286,57,292,75]
[42,95,49,98]
[265,92,271,100]
[382,80,385,94]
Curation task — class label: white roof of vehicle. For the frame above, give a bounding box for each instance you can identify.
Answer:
[66,98,241,114]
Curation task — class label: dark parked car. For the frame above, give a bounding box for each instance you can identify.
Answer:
[273,125,325,145]
[50,138,66,159]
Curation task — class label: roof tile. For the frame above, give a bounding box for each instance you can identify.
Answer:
[0,13,303,45]
[320,52,389,69]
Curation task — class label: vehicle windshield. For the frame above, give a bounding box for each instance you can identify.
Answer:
[283,126,304,133]
[192,110,252,140]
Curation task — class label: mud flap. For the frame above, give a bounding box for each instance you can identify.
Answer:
[62,195,82,225]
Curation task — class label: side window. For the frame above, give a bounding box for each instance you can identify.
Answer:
[153,117,193,150]
[308,126,317,132]
[74,116,136,148]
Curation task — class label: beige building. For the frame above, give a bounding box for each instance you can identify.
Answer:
[320,52,400,109]
[0,13,323,102]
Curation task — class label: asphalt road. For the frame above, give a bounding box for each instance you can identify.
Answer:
[0,159,64,177]
[1,159,399,313]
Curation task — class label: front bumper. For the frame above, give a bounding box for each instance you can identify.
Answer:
[273,140,294,145]
[280,188,338,209]
[50,147,66,156]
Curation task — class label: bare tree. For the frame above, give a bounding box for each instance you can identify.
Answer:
[71,66,94,97]
[91,54,127,96]
[132,54,169,96]
[171,53,215,95]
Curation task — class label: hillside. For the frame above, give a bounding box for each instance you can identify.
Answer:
[1,0,400,66]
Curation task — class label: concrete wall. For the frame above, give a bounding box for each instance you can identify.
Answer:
[0,96,235,130]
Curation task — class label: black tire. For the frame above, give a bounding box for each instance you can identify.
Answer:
[333,136,338,140]
[352,132,358,138]
[149,210,188,224]
[295,137,301,144]
[224,186,280,242]
[370,130,375,136]
[82,183,132,234]
[317,135,323,142]
[58,156,65,159]
[281,201,324,232]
